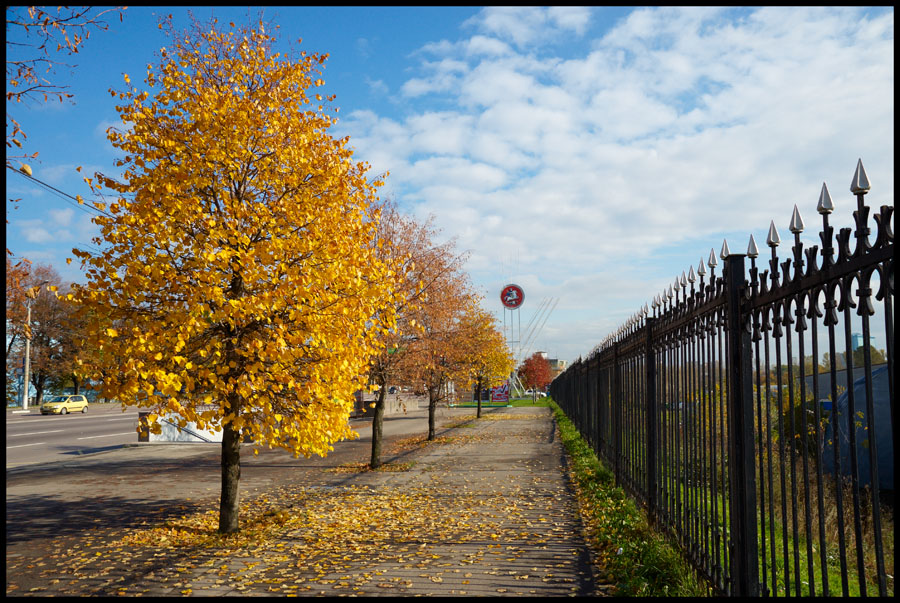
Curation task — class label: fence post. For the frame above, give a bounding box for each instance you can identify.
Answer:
[645,318,657,524]
[613,342,621,484]
[724,254,759,596]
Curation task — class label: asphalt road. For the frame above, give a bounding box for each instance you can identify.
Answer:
[5,395,425,469]
[6,403,145,469]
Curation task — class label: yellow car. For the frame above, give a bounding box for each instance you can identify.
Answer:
[41,394,89,415]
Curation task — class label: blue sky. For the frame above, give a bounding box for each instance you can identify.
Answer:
[6,6,895,365]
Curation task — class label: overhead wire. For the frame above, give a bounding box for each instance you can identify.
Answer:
[6,164,112,255]
[6,164,114,218]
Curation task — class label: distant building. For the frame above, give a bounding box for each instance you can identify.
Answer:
[547,357,567,381]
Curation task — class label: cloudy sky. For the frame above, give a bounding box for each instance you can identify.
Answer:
[6,6,894,365]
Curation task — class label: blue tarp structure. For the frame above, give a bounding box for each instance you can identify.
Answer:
[821,366,893,492]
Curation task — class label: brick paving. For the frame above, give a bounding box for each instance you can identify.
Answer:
[7,405,611,596]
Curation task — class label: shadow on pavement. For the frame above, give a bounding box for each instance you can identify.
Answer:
[5,492,206,545]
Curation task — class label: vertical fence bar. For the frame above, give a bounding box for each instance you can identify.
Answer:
[724,254,759,597]
[646,318,658,523]
[613,343,621,485]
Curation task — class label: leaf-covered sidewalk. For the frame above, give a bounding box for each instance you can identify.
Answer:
[8,407,611,596]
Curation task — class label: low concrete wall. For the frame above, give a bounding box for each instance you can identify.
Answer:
[138,395,428,442]
[352,393,423,418]
[139,411,223,442]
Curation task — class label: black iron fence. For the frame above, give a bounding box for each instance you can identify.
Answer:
[550,160,893,596]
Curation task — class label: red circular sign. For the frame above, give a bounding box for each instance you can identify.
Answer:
[501,284,524,309]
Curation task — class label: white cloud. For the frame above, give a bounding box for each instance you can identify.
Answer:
[465,6,592,48]
[48,208,75,226]
[37,164,82,186]
[364,77,389,97]
[401,58,468,98]
[341,6,894,363]
[547,6,592,36]
[466,7,549,47]
[356,37,374,60]
[19,220,58,244]
[464,35,513,58]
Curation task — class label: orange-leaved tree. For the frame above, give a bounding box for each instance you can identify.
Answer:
[366,203,429,468]
[517,352,552,394]
[458,302,514,418]
[5,255,32,360]
[404,250,473,441]
[67,17,402,533]
[366,205,472,465]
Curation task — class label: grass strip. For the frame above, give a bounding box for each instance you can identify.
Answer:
[550,398,706,597]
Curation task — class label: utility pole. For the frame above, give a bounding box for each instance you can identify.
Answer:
[20,280,48,411]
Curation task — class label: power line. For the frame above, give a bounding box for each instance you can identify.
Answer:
[7,165,113,218]
[7,165,110,256]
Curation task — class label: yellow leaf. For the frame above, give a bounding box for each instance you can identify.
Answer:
[19,163,32,177]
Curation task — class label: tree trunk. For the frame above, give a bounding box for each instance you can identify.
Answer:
[219,269,245,534]
[427,386,437,441]
[218,393,242,534]
[73,375,81,395]
[32,373,47,406]
[218,421,242,533]
[370,378,387,469]
[475,377,482,419]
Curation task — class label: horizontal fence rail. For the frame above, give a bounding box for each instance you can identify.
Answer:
[551,160,893,597]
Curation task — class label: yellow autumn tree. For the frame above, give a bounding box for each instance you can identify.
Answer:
[68,17,402,533]
[458,303,514,418]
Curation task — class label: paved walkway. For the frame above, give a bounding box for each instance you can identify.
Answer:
[7,405,611,596]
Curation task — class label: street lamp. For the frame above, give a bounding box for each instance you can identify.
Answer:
[21,280,49,411]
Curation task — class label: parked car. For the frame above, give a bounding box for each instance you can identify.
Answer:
[41,394,89,415]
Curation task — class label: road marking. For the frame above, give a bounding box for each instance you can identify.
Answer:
[9,430,64,437]
[77,432,135,440]
[104,417,138,422]
[8,414,138,424]
[7,442,46,449]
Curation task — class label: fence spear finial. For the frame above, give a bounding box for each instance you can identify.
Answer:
[688,266,696,283]
[697,258,706,276]
[747,234,759,258]
[789,204,805,234]
[708,248,718,268]
[720,239,730,259]
[766,220,780,247]
[850,158,870,195]
[817,182,834,214]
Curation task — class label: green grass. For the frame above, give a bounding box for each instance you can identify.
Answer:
[549,398,706,597]
[508,396,551,407]
[450,397,550,408]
